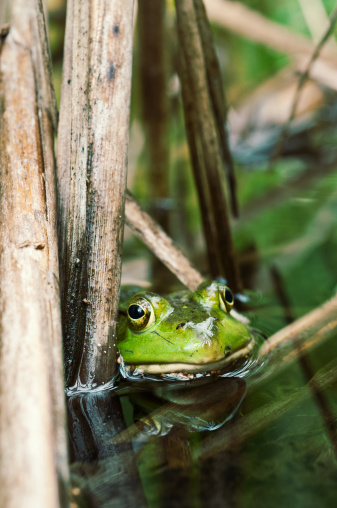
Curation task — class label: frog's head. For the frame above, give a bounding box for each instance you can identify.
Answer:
[117,281,254,379]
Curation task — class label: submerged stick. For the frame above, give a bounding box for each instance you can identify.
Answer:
[68,391,147,507]
[175,0,242,292]
[57,0,135,390]
[199,357,337,460]
[0,18,68,508]
[125,191,204,291]
[270,265,337,455]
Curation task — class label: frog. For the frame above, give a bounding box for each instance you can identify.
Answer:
[117,280,259,381]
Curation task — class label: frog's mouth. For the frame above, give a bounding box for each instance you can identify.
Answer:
[118,338,256,381]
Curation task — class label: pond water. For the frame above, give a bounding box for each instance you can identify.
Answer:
[68,291,337,507]
[69,155,337,508]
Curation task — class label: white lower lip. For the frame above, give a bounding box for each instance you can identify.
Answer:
[124,339,255,375]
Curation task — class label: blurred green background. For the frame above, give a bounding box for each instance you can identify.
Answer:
[48,0,337,326]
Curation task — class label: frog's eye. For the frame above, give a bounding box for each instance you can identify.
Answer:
[127,297,155,331]
[219,286,234,313]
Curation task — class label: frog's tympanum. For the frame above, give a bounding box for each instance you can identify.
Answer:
[117,281,258,380]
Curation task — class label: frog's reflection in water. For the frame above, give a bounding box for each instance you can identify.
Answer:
[122,376,247,441]
[67,376,246,505]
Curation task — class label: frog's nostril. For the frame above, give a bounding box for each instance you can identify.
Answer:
[176,322,186,330]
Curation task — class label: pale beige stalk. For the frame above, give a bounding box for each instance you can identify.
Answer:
[0,8,68,508]
[204,0,337,61]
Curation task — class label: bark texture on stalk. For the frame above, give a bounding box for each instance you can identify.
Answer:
[175,0,242,292]
[0,12,68,508]
[57,0,135,389]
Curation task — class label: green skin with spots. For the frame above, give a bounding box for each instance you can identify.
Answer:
[117,281,253,375]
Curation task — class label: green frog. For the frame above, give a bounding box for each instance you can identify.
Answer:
[117,280,260,381]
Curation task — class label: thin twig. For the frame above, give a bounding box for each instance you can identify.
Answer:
[125,191,204,291]
[297,0,337,52]
[204,0,337,62]
[270,265,295,325]
[270,3,337,167]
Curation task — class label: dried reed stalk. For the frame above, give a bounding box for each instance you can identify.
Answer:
[57,0,135,390]
[259,294,337,362]
[194,0,238,217]
[0,3,69,505]
[138,0,170,231]
[179,51,223,277]
[298,0,337,52]
[175,0,242,292]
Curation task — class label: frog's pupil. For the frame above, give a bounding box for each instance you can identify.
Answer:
[225,288,233,303]
[128,304,145,320]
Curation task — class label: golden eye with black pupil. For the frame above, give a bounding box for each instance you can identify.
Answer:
[127,297,155,331]
[219,286,234,313]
